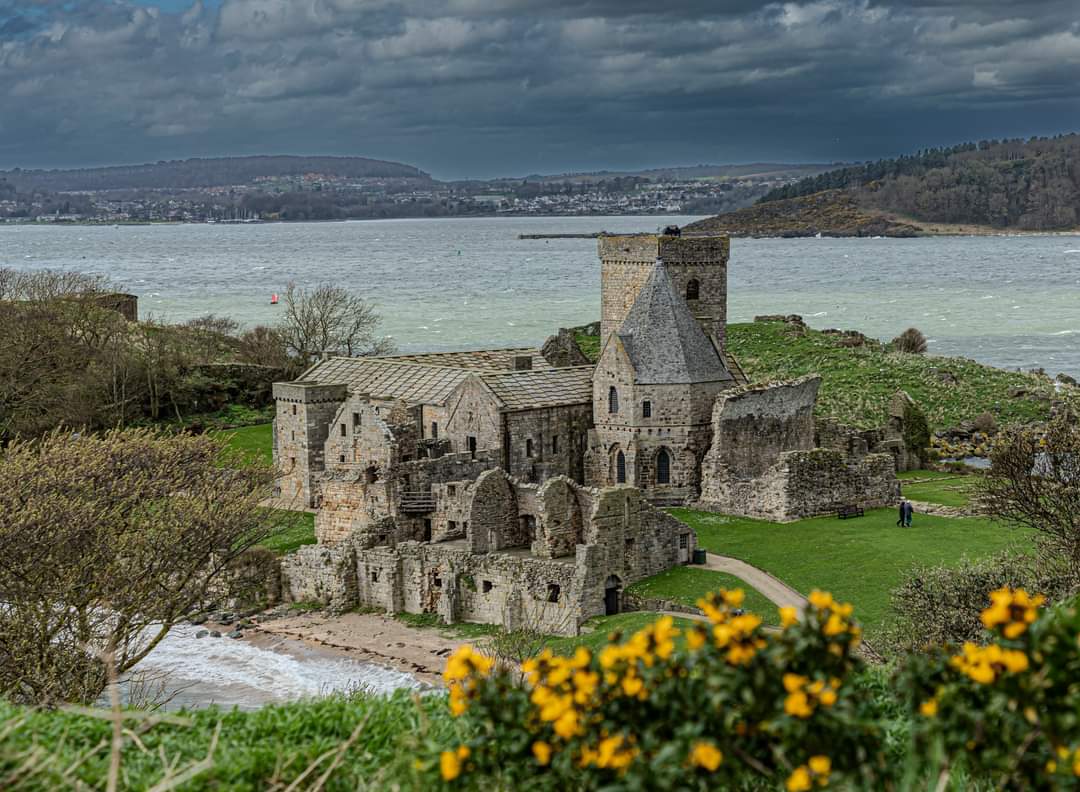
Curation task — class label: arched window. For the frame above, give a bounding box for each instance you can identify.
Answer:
[656,449,671,485]
[608,386,619,414]
[686,278,700,301]
[616,451,626,484]
[526,438,534,458]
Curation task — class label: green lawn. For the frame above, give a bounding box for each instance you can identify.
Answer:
[257,510,316,555]
[626,566,779,626]
[900,472,980,508]
[671,507,1030,636]
[213,422,273,466]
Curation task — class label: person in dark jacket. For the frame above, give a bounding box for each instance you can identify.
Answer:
[897,499,906,527]
[902,500,914,527]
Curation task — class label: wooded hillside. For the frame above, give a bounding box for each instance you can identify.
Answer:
[760,134,1080,231]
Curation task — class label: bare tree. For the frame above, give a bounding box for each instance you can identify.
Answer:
[0,429,281,705]
[184,314,240,365]
[278,281,394,368]
[237,324,294,373]
[890,327,928,355]
[979,417,1080,570]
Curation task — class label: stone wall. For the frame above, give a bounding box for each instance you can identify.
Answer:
[443,377,504,457]
[280,541,358,611]
[273,382,347,507]
[504,404,592,485]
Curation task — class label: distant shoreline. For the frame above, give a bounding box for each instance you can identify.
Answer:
[5,216,1080,238]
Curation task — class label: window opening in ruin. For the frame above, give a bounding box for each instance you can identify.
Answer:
[608,386,619,414]
[448,484,456,496]
[526,438,534,458]
[434,576,442,588]
[547,583,560,603]
[365,466,379,484]
[291,430,295,441]
[292,404,297,415]
[657,449,671,485]
[521,515,537,545]
[551,435,558,454]
[448,520,457,533]
[431,421,439,439]
[289,456,296,468]
[626,538,635,553]
[371,569,379,583]
[468,436,477,459]
[604,575,621,616]
[642,400,652,418]
[679,534,689,549]
[339,454,345,463]
[424,519,432,542]
[616,451,626,484]
[686,279,700,300]
[339,423,346,437]
[483,580,493,593]
[378,533,387,544]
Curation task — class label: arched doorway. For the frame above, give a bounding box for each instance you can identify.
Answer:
[616,451,626,484]
[605,575,622,616]
[656,448,671,485]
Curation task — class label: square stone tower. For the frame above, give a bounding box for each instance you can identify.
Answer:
[598,232,729,355]
[272,381,347,507]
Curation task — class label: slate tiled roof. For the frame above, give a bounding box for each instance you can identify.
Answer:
[617,260,733,385]
[301,357,471,405]
[479,366,594,411]
[378,348,551,371]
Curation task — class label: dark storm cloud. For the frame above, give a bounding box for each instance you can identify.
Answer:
[0,0,1078,177]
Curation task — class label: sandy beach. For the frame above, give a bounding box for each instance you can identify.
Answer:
[246,611,469,688]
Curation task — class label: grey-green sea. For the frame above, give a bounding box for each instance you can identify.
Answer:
[3,215,1080,376]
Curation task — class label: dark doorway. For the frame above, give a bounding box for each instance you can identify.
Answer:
[468,436,477,459]
[604,575,622,616]
[423,519,432,542]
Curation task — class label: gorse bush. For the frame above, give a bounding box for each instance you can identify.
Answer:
[891,327,928,355]
[424,588,1080,790]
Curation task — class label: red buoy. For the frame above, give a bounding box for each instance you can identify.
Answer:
[270,293,279,305]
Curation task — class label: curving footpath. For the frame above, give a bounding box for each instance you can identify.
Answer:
[701,552,808,611]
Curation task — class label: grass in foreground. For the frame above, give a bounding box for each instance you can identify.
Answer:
[672,507,1031,635]
[626,566,779,626]
[0,691,450,791]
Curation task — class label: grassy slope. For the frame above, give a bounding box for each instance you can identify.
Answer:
[900,474,980,508]
[260,510,317,554]
[672,508,1031,636]
[0,692,453,791]
[626,567,779,626]
[728,321,1068,429]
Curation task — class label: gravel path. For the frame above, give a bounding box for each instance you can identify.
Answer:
[701,553,808,611]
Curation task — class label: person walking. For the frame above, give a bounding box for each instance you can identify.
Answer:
[902,499,914,527]
[897,499,906,527]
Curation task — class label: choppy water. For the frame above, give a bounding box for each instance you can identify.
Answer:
[2,216,1079,375]
[129,624,423,711]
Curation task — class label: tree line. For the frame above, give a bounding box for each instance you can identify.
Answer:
[0,269,392,440]
[759,133,1080,230]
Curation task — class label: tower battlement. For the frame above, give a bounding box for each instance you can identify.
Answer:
[598,233,729,353]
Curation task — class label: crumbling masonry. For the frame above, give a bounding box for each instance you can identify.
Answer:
[274,232,900,635]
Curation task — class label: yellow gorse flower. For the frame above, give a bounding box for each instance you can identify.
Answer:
[949,642,1029,685]
[787,755,831,790]
[980,587,1045,639]
[439,745,470,781]
[443,645,495,718]
[579,734,637,772]
[699,591,767,665]
[689,740,724,771]
[783,674,840,719]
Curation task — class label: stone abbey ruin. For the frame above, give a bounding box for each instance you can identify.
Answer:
[273,232,903,635]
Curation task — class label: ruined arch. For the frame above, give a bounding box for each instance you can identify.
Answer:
[537,476,584,559]
[686,278,700,301]
[467,469,517,553]
[608,444,626,485]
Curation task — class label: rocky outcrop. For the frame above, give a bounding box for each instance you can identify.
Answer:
[541,327,593,367]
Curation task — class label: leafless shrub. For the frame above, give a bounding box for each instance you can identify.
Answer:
[278,281,394,368]
[890,327,928,355]
[0,429,283,706]
[237,324,294,372]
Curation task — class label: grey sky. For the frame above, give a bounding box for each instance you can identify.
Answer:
[1,0,1078,179]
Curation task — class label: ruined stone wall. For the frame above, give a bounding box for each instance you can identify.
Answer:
[280,541,358,611]
[702,376,819,481]
[599,234,729,353]
[314,474,395,546]
[576,488,696,620]
[272,382,347,508]
[504,404,592,485]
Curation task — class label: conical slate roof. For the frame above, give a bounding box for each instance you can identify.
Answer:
[616,259,733,385]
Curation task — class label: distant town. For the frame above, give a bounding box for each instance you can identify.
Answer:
[0,156,831,224]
